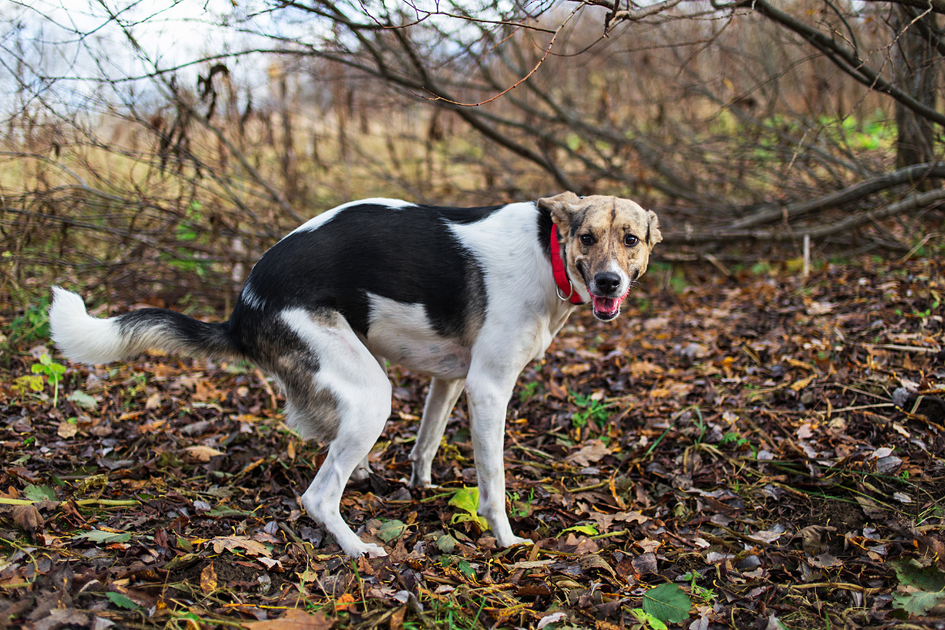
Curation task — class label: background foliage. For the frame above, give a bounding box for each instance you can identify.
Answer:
[3,0,945,313]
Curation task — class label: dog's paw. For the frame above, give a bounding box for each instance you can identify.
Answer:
[408,470,433,489]
[497,534,533,549]
[360,543,388,558]
[340,540,388,558]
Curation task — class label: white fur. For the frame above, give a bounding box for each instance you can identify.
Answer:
[49,287,133,364]
[288,198,415,237]
[364,293,471,380]
[608,259,631,296]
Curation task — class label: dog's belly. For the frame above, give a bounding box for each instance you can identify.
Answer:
[364,294,471,379]
[368,335,471,379]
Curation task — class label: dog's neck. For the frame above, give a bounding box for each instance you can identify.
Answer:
[550,225,584,305]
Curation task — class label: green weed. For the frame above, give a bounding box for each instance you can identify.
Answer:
[571,391,611,430]
[518,381,543,404]
[508,488,535,518]
[720,431,749,449]
[31,354,66,407]
[9,297,51,346]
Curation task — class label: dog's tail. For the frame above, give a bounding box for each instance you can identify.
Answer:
[49,287,240,365]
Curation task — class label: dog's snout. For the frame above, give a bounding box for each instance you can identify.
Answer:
[595,272,621,295]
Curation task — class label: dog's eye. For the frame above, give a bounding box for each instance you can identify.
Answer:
[624,234,639,247]
[580,234,595,246]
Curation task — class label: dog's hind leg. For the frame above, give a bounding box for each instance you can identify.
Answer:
[280,309,392,558]
[409,377,465,488]
[349,354,389,484]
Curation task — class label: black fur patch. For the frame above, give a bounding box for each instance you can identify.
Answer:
[537,203,554,258]
[118,308,236,358]
[231,202,505,340]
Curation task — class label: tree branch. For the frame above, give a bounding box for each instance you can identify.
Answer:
[666,188,945,244]
[736,0,945,128]
[727,163,945,229]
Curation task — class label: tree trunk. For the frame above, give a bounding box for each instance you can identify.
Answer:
[893,7,938,173]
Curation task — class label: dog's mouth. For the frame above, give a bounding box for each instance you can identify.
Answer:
[591,294,625,321]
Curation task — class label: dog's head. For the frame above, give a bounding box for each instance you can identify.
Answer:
[538,192,662,321]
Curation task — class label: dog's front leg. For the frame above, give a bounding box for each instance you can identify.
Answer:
[465,373,531,548]
[410,377,466,488]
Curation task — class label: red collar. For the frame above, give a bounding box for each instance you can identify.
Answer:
[550,225,584,305]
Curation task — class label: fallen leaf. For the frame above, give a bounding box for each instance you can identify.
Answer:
[790,375,815,392]
[579,553,616,578]
[796,423,814,439]
[806,301,834,315]
[565,439,611,467]
[799,525,836,556]
[632,552,658,575]
[13,505,43,534]
[185,445,225,462]
[200,562,218,594]
[643,317,670,330]
[32,609,90,630]
[560,362,591,375]
[145,392,161,409]
[649,380,693,399]
[58,420,78,438]
[630,360,664,375]
[548,378,568,399]
[242,609,334,630]
[209,535,271,557]
[334,593,357,612]
[537,612,568,629]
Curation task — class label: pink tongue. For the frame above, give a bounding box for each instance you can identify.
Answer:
[592,295,621,315]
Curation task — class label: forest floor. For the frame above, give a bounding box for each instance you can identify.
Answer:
[1,255,943,630]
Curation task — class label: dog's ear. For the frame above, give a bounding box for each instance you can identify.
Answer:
[537,192,582,229]
[646,210,662,248]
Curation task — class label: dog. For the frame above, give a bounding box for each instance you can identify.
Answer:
[49,192,661,558]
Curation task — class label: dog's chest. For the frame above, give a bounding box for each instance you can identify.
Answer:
[364,294,471,379]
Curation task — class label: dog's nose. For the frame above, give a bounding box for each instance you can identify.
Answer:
[594,272,621,295]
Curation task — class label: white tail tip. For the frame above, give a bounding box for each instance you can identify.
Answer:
[49,286,126,364]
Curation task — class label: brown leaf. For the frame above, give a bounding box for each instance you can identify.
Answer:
[185,445,225,462]
[242,608,334,630]
[57,420,78,438]
[13,505,43,534]
[548,378,568,400]
[579,553,616,579]
[649,380,693,399]
[583,510,648,533]
[32,608,89,630]
[565,439,611,467]
[200,562,218,594]
[389,606,405,630]
[614,556,636,581]
[629,360,663,375]
[799,525,837,556]
[194,380,221,402]
[334,593,357,612]
[557,533,599,555]
[145,392,161,409]
[209,535,271,557]
[560,363,591,376]
[631,551,658,575]
[790,375,815,392]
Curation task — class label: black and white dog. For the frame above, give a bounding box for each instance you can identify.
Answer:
[49,192,661,557]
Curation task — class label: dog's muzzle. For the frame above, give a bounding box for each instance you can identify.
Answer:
[590,272,627,320]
